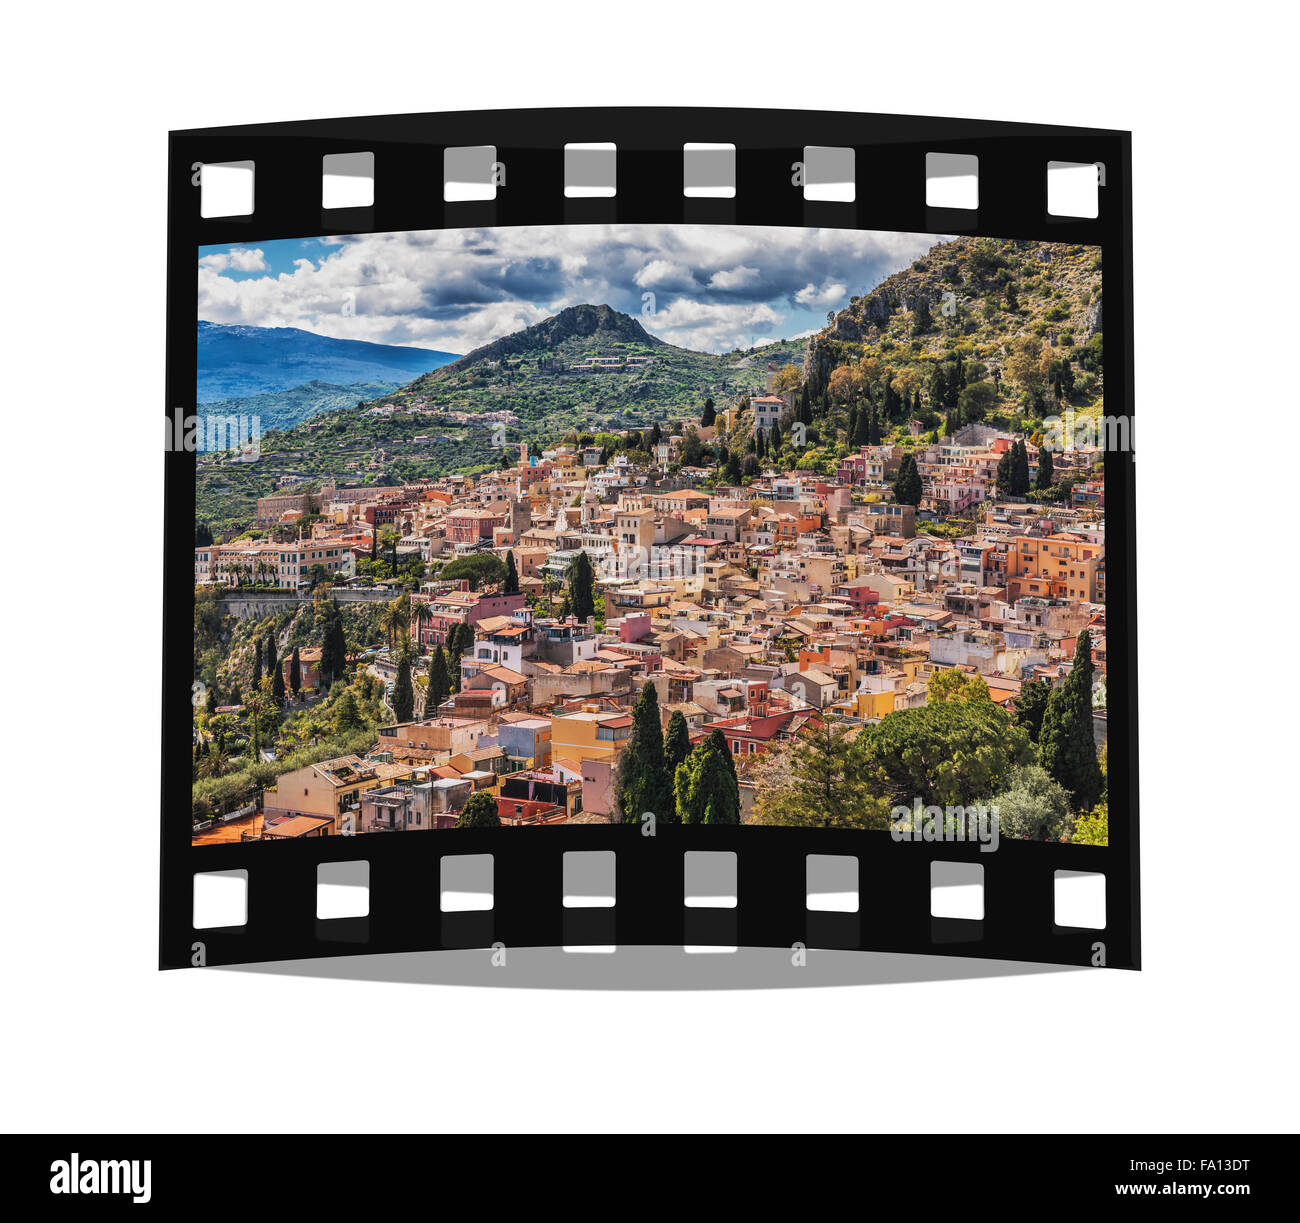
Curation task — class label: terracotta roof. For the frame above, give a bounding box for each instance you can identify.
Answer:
[263,815,333,838]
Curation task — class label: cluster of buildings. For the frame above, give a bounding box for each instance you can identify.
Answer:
[205,381,1106,835]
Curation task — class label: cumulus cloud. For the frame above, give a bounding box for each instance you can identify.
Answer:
[647,299,785,353]
[197,224,942,354]
[795,280,849,310]
[197,247,268,274]
[633,259,697,291]
[708,265,760,291]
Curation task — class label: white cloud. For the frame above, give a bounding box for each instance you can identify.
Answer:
[707,265,759,291]
[645,299,785,353]
[197,247,268,274]
[633,259,697,291]
[794,280,848,310]
[197,225,940,353]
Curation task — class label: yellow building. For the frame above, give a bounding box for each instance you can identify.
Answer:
[549,708,633,763]
[851,689,896,721]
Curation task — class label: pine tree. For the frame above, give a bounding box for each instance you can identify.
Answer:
[664,710,691,774]
[289,646,302,697]
[426,646,450,716]
[615,681,671,823]
[675,730,740,825]
[392,651,415,723]
[892,452,923,507]
[504,550,519,593]
[456,790,501,829]
[754,715,870,827]
[1038,629,1103,809]
[334,687,361,732]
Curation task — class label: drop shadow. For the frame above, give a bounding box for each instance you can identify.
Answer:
[219,945,1082,991]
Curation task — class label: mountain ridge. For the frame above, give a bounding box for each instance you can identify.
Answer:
[196,321,459,403]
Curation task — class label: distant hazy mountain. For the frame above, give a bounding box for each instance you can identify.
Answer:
[198,380,407,435]
[196,321,458,402]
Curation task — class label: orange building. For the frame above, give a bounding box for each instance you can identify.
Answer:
[1004,533,1101,604]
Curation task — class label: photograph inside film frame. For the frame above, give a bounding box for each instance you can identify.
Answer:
[190,224,1108,849]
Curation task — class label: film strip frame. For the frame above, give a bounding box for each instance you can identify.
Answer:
[163,107,1137,971]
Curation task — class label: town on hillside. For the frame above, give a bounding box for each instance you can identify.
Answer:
[193,359,1109,845]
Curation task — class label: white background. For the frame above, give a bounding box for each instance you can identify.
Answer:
[1,1,1294,1134]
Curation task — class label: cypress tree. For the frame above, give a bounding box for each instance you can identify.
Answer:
[289,646,302,697]
[913,297,932,335]
[701,397,716,427]
[664,710,691,774]
[675,730,740,825]
[1035,444,1055,492]
[615,681,671,823]
[319,600,347,687]
[265,632,279,679]
[426,646,450,716]
[1013,676,1050,741]
[892,452,923,507]
[852,404,870,447]
[392,651,415,723]
[252,637,262,688]
[1012,439,1031,496]
[567,550,596,623]
[996,447,1014,495]
[505,550,519,594]
[1038,630,1103,809]
[269,636,285,705]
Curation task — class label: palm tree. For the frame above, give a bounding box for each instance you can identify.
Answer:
[198,744,230,779]
[243,689,270,758]
[380,597,409,653]
[410,598,433,652]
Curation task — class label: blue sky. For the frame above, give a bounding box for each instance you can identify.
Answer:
[198,225,944,355]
